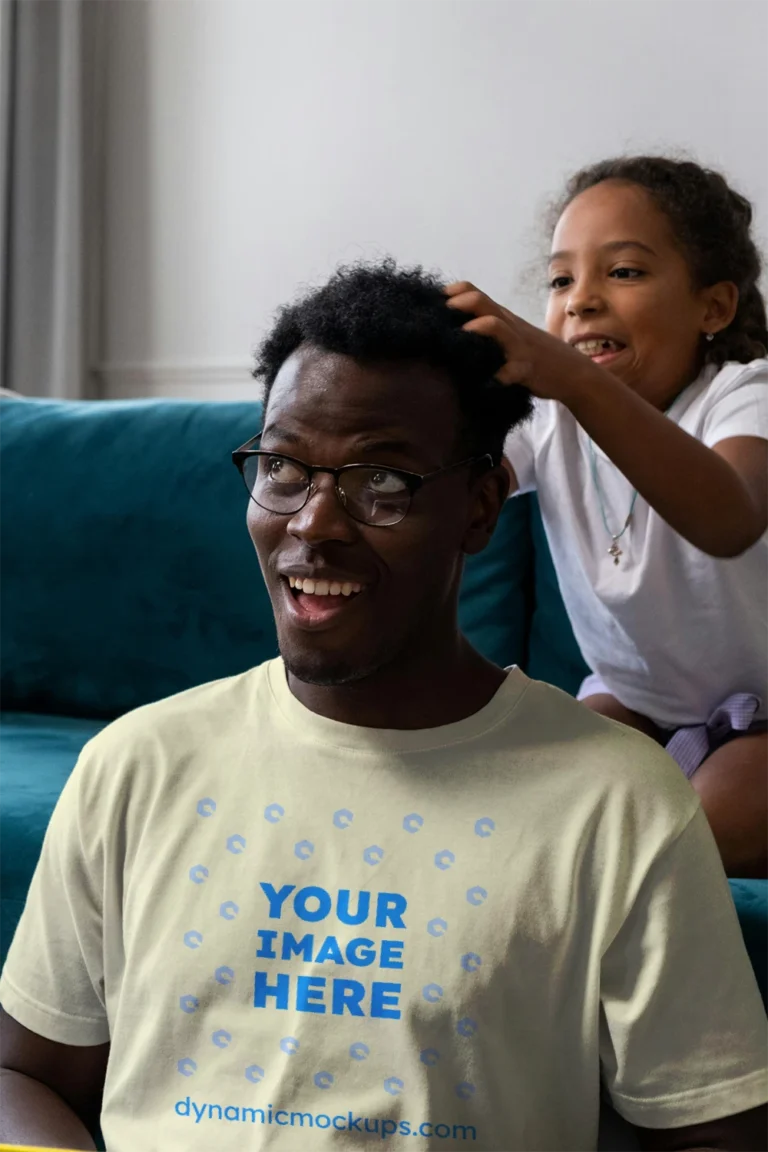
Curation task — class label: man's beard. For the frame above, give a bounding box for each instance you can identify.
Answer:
[278,624,405,689]
[281,649,387,688]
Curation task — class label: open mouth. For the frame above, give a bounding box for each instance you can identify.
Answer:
[282,575,366,629]
[573,337,626,364]
[288,576,363,598]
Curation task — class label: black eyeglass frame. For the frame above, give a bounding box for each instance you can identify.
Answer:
[231,433,493,526]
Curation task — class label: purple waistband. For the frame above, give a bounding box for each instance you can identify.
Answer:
[577,675,763,778]
[665,693,762,778]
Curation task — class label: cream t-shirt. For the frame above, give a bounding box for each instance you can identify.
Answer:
[1,661,766,1151]
[504,359,768,728]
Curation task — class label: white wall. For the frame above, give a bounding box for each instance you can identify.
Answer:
[98,0,768,401]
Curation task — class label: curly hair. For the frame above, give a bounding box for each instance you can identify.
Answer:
[551,156,767,366]
[254,259,533,465]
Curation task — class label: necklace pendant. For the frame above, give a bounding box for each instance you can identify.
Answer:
[608,542,622,565]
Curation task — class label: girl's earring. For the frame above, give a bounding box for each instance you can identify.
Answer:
[705,332,715,342]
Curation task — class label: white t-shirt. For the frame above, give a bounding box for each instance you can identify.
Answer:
[1,661,766,1151]
[505,359,768,728]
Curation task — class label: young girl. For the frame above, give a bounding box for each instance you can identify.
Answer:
[446,156,767,878]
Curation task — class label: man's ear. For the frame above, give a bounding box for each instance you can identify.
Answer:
[462,464,510,556]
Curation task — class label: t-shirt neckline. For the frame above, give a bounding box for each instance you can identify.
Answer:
[265,658,528,753]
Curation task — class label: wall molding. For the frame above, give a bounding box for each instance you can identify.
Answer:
[94,361,260,402]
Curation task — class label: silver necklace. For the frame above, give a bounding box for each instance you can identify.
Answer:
[587,439,638,565]
[586,391,684,565]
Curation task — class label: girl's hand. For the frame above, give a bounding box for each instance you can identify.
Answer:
[444,281,598,406]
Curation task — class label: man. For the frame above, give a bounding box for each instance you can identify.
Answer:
[1,261,766,1151]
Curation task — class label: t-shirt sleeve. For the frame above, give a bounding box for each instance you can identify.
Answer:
[599,805,768,1128]
[503,406,541,494]
[0,750,109,1046]
[702,361,768,447]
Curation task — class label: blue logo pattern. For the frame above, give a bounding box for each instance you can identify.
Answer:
[179,802,498,1105]
[466,886,488,906]
[427,917,448,938]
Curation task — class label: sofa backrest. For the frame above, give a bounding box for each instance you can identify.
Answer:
[1,398,565,719]
[1,399,270,717]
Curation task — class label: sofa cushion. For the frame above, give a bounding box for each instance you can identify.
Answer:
[729,879,768,1004]
[1,399,273,718]
[0,712,107,966]
[526,497,590,695]
[458,493,533,670]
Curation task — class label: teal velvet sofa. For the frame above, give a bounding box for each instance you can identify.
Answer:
[1,396,766,1013]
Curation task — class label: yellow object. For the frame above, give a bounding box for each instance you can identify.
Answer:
[0,1145,85,1151]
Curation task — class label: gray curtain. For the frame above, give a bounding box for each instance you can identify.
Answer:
[0,0,106,398]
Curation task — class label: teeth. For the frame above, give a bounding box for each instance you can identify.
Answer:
[576,338,621,356]
[288,577,362,597]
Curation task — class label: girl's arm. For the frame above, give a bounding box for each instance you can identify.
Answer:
[448,284,767,557]
[567,369,767,557]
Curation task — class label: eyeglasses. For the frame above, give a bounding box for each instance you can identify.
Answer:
[232,434,492,527]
